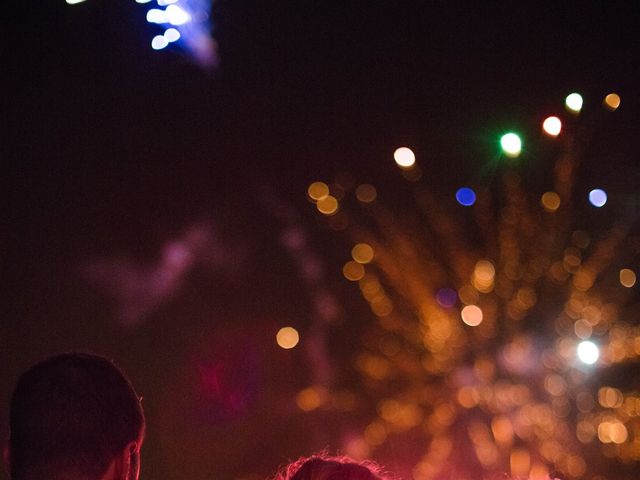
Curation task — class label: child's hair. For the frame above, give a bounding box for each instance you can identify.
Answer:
[272,452,395,480]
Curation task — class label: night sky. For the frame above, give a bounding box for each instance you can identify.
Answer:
[3,2,640,480]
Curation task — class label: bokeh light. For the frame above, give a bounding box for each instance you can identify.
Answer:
[164,28,181,43]
[276,327,300,349]
[166,4,191,25]
[542,116,562,137]
[565,93,583,114]
[588,189,607,207]
[598,420,628,444]
[151,35,169,50]
[66,0,87,4]
[603,93,621,111]
[599,387,624,408]
[577,340,599,365]
[296,386,326,411]
[436,288,457,308]
[343,261,365,281]
[473,260,495,293]
[574,319,592,339]
[619,269,636,288]
[510,449,531,478]
[355,184,377,203]
[352,243,374,264]
[456,187,476,206]
[393,147,416,168]
[304,84,640,480]
[317,195,339,215]
[500,133,522,158]
[541,192,561,212]
[308,181,330,201]
[143,0,217,67]
[461,305,483,326]
[147,9,167,24]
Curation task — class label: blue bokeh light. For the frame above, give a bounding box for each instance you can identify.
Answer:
[456,187,476,207]
[143,0,217,68]
[436,288,458,309]
[589,189,607,207]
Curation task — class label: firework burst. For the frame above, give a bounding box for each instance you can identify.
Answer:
[307,93,639,480]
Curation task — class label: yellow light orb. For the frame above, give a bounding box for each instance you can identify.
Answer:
[364,422,387,446]
[276,326,300,349]
[352,243,374,264]
[307,181,329,201]
[565,92,583,114]
[491,416,514,445]
[472,260,495,293]
[343,260,365,281]
[316,195,338,215]
[474,260,495,282]
[603,93,621,111]
[542,116,562,136]
[541,191,561,212]
[610,422,628,444]
[510,449,531,478]
[461,305,483,326]
[296,386,325,411]
[620,268,636,288]
[393,147,416,168]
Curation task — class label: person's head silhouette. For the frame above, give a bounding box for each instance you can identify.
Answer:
[273,453,394,480]
[6,353,145,480]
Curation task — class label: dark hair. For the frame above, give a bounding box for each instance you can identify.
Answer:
[273,453,394,480]
[9,353,145,480]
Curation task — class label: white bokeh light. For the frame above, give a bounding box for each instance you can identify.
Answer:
[151,35,169,50]
[164,28,181,43]
[589,189,608,207]
[577,340,599,365]
[166,5,192,25]
[565,93,583,113]
[542,116,562,137]
[500,133,522,157]
[147,9,168,24]
[393,147,416,168]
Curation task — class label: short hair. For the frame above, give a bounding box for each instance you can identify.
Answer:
[9,353,145,480]
[273,453,394,480]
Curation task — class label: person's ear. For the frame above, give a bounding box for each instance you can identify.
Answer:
[113,441,138,480]
[128,441,141,480]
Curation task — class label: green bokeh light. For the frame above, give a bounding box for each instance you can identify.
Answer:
[500,132,522,158]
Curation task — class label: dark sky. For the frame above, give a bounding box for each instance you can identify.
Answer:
[3,2,640,480]
[5,1,639,263]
